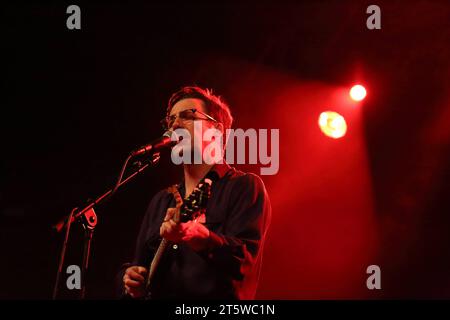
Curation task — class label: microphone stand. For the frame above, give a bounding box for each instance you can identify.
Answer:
[52,152,161,299]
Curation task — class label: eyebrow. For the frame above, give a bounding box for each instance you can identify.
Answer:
[169,108,194,116]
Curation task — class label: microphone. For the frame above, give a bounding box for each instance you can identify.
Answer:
[131,130,179,156]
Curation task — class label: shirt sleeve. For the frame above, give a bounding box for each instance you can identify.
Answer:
[198,173,271,281]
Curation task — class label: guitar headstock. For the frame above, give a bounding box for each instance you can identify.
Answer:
[180,178,213,223]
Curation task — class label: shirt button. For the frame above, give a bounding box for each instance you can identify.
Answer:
[172,244,178,250]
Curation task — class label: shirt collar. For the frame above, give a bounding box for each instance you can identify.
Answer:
[210,161,232,179]
[177,161,232,195]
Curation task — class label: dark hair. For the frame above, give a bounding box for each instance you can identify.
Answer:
[167,86,233,130]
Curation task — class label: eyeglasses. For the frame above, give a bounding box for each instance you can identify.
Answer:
[160,108,218,130]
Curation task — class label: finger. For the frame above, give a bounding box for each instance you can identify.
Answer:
[164,209,173,220]
[160,224,174,238]
[173,221,185,233]
[125,276,143,287]
[160,219,177,230]
[127,266,138,273]
[160,221,173,232]
[164,220,180,233]
[127,270,145,282]
[181,235,192,242]
[171,189,183,208]
[163,227,183,242]
[126,287,144,299]
[136,266,148,275]
[160,220,173,236]
[170,226,183,237]
[125,283,140,292]
[179,222,193,232]
[124,284,135,293]
[164,208,177,220]
[124,278,143,288]
[124,284,131,294]
[126,267,143,278]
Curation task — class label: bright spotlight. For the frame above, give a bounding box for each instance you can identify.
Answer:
[318,111,347,139]
[349,85,367,101]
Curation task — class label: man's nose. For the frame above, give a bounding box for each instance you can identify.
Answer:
[171,116,183,130]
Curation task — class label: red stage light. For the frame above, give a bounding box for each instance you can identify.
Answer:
[349,85,367,101]
[318,111,347,139]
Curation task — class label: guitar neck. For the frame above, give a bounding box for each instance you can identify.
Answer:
[145,237,170,290]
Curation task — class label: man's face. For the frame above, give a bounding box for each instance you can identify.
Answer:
[169,98,220,162]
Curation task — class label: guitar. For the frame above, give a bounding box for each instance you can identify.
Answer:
[144,177,213,299]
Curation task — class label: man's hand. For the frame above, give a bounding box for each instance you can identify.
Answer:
[159,207,184,243]
[160,207,211,251]
[123,266,147,299]
[180,220,211,252]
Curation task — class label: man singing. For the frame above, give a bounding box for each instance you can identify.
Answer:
[120,86,271,299]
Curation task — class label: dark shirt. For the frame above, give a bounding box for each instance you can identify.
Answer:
[120,163,271,299]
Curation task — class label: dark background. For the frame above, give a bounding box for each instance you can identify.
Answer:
[2,0,450,299]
